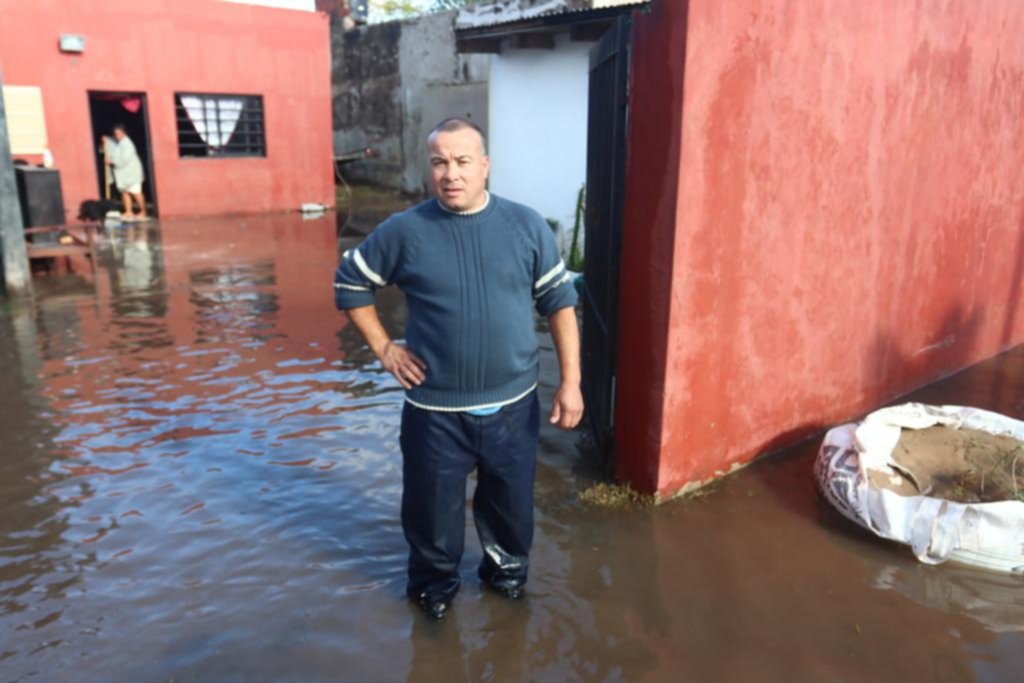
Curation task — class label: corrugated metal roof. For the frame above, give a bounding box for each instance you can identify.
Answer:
[456,0,646,31]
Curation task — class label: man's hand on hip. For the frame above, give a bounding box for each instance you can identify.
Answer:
[345,306,427,391]
[549,382,584,430]
[377,340,427,390]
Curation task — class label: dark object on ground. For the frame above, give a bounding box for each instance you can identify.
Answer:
[14,166,64,227]
[78,199,122,221]
[889,426,1024,504]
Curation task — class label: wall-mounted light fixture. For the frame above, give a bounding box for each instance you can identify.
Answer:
[59,34,86,53]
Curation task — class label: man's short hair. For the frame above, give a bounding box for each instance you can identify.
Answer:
[112,123,127,133]
[428,117,487,154]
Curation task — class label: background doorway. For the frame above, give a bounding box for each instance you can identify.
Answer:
[87,91,158,216]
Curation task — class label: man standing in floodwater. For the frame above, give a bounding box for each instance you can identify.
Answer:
[333,118,582,620]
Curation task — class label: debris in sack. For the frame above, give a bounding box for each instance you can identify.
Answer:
[816,403,1024,573]
[886,427,1024,504]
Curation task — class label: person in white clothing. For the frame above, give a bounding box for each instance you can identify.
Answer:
[102,124,148,221]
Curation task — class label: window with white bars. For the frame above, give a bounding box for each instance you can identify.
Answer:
[174,93,265,158]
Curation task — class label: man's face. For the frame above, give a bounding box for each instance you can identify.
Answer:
[113,128,126,141]
[428,128,489,212]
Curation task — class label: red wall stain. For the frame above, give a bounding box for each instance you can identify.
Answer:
[0,0,334,219]
[618,0,1024,496]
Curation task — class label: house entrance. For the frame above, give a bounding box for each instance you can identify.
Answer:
[87,92,158,216]
[581,16,631,474]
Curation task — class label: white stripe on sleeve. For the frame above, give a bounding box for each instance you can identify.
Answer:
[534,271,572,299]
[534,260,566,290]
[353,249,387,287]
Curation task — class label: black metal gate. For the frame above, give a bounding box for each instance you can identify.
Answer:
[581,16,631,473]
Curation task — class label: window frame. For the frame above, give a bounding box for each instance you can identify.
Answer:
[174,92,267,159]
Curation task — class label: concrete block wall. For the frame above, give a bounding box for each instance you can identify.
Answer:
[331,11,489,194]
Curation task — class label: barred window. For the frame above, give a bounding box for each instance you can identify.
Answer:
[175,93,265,158]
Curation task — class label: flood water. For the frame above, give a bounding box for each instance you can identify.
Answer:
[1,213,1023,682]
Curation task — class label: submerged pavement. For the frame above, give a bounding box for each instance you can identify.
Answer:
[0,213,1022,682]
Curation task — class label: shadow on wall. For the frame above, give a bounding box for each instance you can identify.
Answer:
[748,199,1024,474]
[865,205,1023,415]
[865,304,986,413]
[1003,209,1024,351]
[752,306,996,526]
[744,300,1000,487]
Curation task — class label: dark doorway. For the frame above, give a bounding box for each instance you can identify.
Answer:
[87,92,158,216]
[582,16,631,474]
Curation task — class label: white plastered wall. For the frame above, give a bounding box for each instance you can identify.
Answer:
[487,33,589,255]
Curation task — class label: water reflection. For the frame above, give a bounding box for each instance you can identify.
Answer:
[0,213,1021,681]
[0,311,80,668]
[871,563,1024,634]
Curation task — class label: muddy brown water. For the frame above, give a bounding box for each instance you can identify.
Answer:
[2,214,1023,682]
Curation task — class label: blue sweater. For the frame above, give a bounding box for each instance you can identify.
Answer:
[333,194,578,411]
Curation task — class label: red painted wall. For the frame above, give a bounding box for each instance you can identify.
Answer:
[617,0,1024,496]
[0,0,334,219]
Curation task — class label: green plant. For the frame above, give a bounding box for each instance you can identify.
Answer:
[546,217,561,233]
[568,184,585,271]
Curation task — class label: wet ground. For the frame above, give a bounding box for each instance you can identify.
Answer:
[1,211,1023,682]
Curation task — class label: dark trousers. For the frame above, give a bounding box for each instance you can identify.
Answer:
[399,391,540,603]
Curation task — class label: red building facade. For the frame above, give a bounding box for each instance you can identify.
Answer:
[617,0,1024,497]
[0,0,334,219]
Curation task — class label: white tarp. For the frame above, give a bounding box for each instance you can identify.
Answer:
[815,403,1024,574]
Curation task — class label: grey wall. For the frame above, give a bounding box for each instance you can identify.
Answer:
[331,21,404,187]
[331,11,488,194]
